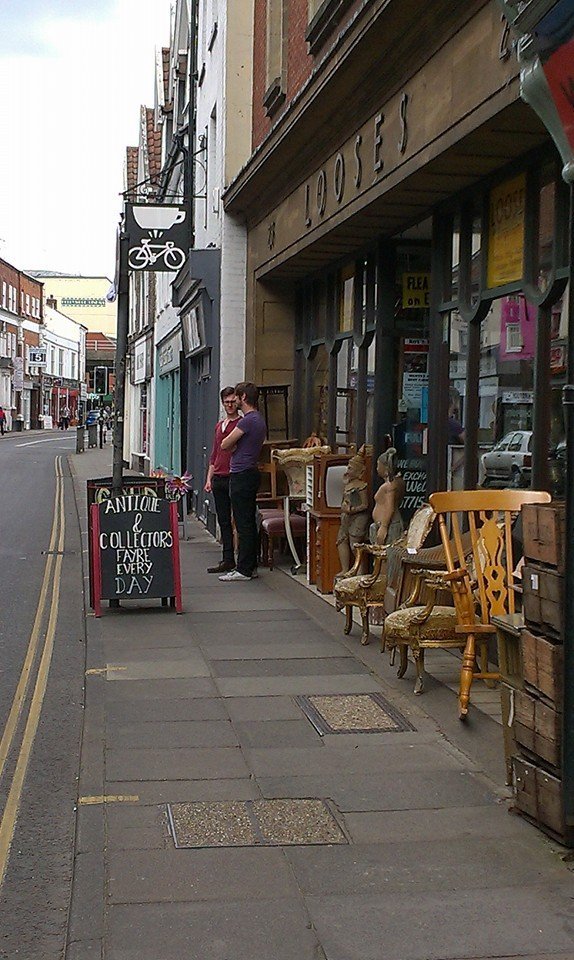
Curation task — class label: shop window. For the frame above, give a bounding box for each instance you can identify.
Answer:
[335,339,356,450]
[365,335,376,446]
[311,344,329,441]
[535,163,556,295]
[447,310,468,490]
[338,263,354,333]
[478,297,534,489]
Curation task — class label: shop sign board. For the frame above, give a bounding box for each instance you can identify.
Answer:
[402,372,428,407]
[125,204,188,273]
[502,390,534,404]
[29,347,47,366]
[487,173,526,288]
[89,494,182,617]
[133,338,147,384]
[402,274,430,308]
[397,456,427,520]
[13,356,24,391]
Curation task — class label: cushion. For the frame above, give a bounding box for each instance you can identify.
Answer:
[384,606,458,641]
[262,514,306,536]
[334,575,387,602]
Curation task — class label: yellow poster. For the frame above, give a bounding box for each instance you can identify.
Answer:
[402,272,430,308]
[487,173,526,288]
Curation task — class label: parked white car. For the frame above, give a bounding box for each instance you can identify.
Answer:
[481,430,532,487]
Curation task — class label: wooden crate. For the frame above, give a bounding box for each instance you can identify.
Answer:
[521,629,563,705]
[513,689,561,769]
[522,502,565,573]
[513,756,573,845]
[522,563,564,638]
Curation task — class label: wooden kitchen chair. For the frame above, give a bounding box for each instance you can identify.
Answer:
[384,489,550,719]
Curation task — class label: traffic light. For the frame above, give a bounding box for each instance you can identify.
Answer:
[94,366,109,395]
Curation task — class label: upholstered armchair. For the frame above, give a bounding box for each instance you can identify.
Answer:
[334,504,435,646]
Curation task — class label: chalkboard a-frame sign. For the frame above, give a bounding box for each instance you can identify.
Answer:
[90,494,182,616]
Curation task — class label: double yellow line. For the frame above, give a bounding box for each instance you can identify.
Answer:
[0,456,65,886]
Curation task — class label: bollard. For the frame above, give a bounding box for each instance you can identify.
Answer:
[76,425,85,454]
[87,423,98,448]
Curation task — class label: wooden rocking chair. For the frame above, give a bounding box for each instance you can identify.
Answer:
[384,489,550,719]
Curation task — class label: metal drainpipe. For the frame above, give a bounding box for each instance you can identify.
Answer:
[188,0,197,249]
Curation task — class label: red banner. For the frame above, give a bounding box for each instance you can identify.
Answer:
[542,36,574,152]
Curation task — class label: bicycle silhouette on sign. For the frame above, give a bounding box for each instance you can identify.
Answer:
[128,239,185,271]
[127,205,187,272]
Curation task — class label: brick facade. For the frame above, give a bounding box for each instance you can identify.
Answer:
[252,0,363,149]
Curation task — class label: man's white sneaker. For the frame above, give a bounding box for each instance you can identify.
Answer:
[219,570,252,581]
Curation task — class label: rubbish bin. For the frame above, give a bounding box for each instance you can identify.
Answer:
[87,423,98,448]
[14,416,24,432]
[76,425,85,454]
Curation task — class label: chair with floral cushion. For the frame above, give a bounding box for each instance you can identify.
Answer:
[383,488,551,718]
[334,503,435,646]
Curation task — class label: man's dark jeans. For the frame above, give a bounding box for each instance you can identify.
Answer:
[229,468,260,577]
[212,474,234,564]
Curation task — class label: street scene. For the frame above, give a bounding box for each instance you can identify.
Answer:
[2,1,574,958]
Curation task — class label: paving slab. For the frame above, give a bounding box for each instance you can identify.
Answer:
[245,740,468,779]
[188,594,296,612]
[106,899,321,960]
[103,678,218,702]
[233,719,323,749]
[107,846,299,904]
[224,695,306,722]
[284,836,569,897]
[66,940,103,960]
[104,697,228,724]
[214,674,383,697]
[102,645,202,662]
[75,804,105,855]
[105,746,250,782]
[211,656,366,677]
[111,721,238,750]
[342,805,535,844]
[106,656,210,681]
[67,852,104,944]
[257,770,496,811]
[187,609,309,623]
[105,778,262,805]
[105,804,171,851]
[304,887,574,960]
[199,639,347,659]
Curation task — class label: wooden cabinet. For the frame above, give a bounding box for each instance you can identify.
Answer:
[307,512,342,594]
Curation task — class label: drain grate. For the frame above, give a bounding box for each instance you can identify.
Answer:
[294,693,415,734]
[167,798,347,848]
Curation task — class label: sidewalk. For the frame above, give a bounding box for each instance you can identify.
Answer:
[67,447,574,960]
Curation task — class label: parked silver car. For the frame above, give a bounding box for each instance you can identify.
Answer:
[481,430,532,487]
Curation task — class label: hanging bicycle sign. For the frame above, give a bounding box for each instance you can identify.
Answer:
[125,203,188,272]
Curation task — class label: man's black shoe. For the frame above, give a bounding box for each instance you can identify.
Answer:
[207,560,235,573]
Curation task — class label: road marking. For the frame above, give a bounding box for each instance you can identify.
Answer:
[0,459,60,783]
[85,666,127,676]
[15,437,69,446]
[0,458,65,886]
[78,795,139,805]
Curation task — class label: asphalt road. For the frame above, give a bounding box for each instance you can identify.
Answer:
[0,431,86,958]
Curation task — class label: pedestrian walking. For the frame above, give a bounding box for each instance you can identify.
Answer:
[219,382,266,582]
[204,387,241,573]
[0,406,6,435]
[60,405,71,430]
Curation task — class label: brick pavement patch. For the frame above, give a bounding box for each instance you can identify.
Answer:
[167,798,347,848]
[294,693,415,734]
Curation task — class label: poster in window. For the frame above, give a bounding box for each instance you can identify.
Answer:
[486,173,526,288]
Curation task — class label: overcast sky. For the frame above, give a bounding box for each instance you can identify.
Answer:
[0,0,173,278]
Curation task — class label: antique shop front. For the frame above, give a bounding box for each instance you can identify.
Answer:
[224,1,568,507]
